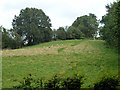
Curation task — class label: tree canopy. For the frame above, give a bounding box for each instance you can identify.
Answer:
[1,26,22,49]
[52,14,98,41]
[100,1,120,49]
[67,26,83,39]
[12,7,52,46]
[56,27,66,40]
[72,13,98,38]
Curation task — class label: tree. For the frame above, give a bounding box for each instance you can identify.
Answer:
[100,1,120,49]
[52,29,57,40]
[12,7,52,46]
[1,26,22,49]
[44,28,52,42]
[67,26,83,39]
[9,29,23,48]
[72,13,98,38]
[1,27,12,49]
[56,27,66,40]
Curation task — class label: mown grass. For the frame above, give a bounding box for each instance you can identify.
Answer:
[2,39,119,88]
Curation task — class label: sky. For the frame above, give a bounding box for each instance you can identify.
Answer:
[0,0,115,29]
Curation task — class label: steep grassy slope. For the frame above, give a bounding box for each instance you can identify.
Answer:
[2,39,118,88]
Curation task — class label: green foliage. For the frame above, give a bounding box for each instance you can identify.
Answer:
[100,1,120,49]
[61,73,83,89]
[52,29,57,40]
[13,74,41,89]
[94,76,120,90]
[1,27,22,49]
[67,26,84,39]
[14,73,84,89]
[72,13,98,38]
[58,48,65,53]
[64,14,98,40]
[44,28,53,42]
[56,27,67,40]
[44,74,61,89]
[13,73,119,89]
[12,7,52,46]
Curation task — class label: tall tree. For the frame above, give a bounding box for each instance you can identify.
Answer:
[56,27,66,40]
[12,7,52,46]
[67,26,83,39]
[1,26,22,49]
[72,13,98,38]
[100,1,120,48]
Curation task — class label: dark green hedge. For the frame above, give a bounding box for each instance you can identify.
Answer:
[13,73,120,89]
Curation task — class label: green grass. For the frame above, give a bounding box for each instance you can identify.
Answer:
[2,39,119,88]
[21,39,83,49]
[58,48,65,53]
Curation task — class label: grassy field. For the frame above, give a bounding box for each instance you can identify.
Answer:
[2,39,118,88]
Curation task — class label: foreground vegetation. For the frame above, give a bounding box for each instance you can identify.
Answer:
[14,73,119,89]
[2,39,119,88]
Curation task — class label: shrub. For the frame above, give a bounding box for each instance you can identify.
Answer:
[13,73,84,89]
[13,73,120,89]
[44,74,61,89]
[94,76,120,90]
[61,73,83,89]
[13,74,42,89]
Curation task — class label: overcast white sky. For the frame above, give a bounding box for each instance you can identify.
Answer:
[0,0,115,29]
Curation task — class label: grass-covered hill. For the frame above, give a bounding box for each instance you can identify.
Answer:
[2,39,118,88]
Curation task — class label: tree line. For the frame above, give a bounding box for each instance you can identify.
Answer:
[53,13,98,40]
[100,1,120,50]
[1,1,119,49]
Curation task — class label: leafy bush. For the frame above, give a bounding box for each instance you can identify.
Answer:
[61,73,83,89]
[13,73,120,89]
[44,73,61,89]
[94,76,120,90]
[13,73,84,89]
[13,74,40,89]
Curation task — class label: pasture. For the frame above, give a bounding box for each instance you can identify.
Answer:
[2,39,118,88]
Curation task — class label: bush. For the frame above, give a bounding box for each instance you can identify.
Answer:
[13,73,84,89]
[61,73,83,89]
[94,76,120,90]
[13,74,39,89]
[13,73,120,89]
